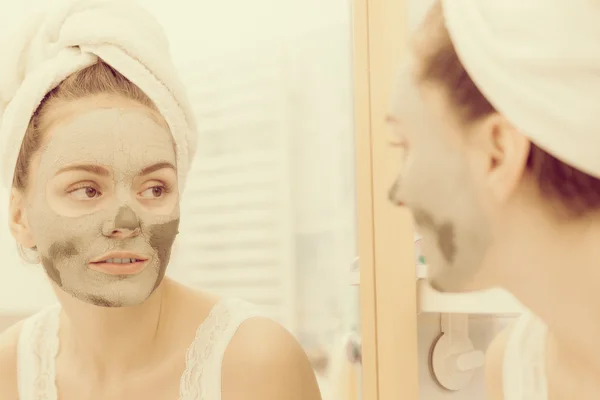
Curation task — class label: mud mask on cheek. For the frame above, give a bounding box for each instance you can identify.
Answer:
[39,206,179,284]
[32,199,180,306]
[388,175,458,264]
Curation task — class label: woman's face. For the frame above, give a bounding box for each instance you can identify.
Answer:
[18,95,180,307]
[387,65,498,292]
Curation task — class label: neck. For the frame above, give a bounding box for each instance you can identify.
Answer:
[55,278,174,377]
[501,212,600,372]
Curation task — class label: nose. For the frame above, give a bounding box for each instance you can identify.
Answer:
[104,227,140,239]
[388,179,404,206]
[102,206,141,239]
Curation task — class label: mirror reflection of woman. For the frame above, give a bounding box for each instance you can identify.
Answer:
[0,1,322,399]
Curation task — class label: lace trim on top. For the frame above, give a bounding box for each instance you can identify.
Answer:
[179,298,260,400]
[178,300,230,399]
[19,305,61,400]
[503,311,549,400]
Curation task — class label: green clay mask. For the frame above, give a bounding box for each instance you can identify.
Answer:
[26,108,180,307]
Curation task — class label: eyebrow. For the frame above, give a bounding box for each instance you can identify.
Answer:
[55,162,176,177]
[56,164,110,177]
[139,162,176,176]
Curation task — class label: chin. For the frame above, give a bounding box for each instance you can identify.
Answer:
[428,269,481,293]
[88,293,152,308]
[65,279,160,308]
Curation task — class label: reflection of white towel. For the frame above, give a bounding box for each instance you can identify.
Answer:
[0,0,197,191]
[442,0,600,178]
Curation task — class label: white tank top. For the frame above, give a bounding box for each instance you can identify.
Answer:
[502,311,549,400]
[16,298,262,400]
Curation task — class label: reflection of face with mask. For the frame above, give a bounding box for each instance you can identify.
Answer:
[25,104,180,307]
[388,67,493,292]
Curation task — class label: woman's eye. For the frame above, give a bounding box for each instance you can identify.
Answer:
[140,186,166,199]
[69,186,101,200]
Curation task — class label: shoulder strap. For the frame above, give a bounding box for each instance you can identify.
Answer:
[503,311,549,400]
[17,304,61,400]
[179,298,264,400]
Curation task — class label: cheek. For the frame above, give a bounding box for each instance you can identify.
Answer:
[148,218,179,250]
[397,155,445,209]
[27,208,100,253]
[399,151,485,235]
[152,194,180,218]
[25,196,56,246]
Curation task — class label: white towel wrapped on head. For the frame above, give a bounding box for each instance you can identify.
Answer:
[441,0,600,179]
[0,0,197,192]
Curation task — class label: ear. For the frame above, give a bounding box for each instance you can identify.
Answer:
[9,188,36,249]
[469,113,530,203]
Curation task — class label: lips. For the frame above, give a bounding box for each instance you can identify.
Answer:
[94,257,144,264]
[90,252,148,264]
[89,252,150,276]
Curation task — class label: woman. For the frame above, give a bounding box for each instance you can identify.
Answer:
[388,0,600,399]
[0,1,322,399]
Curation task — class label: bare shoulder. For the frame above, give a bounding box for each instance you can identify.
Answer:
[0,321,25,400]
[221,317,322,400]
[485,322,516,400]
